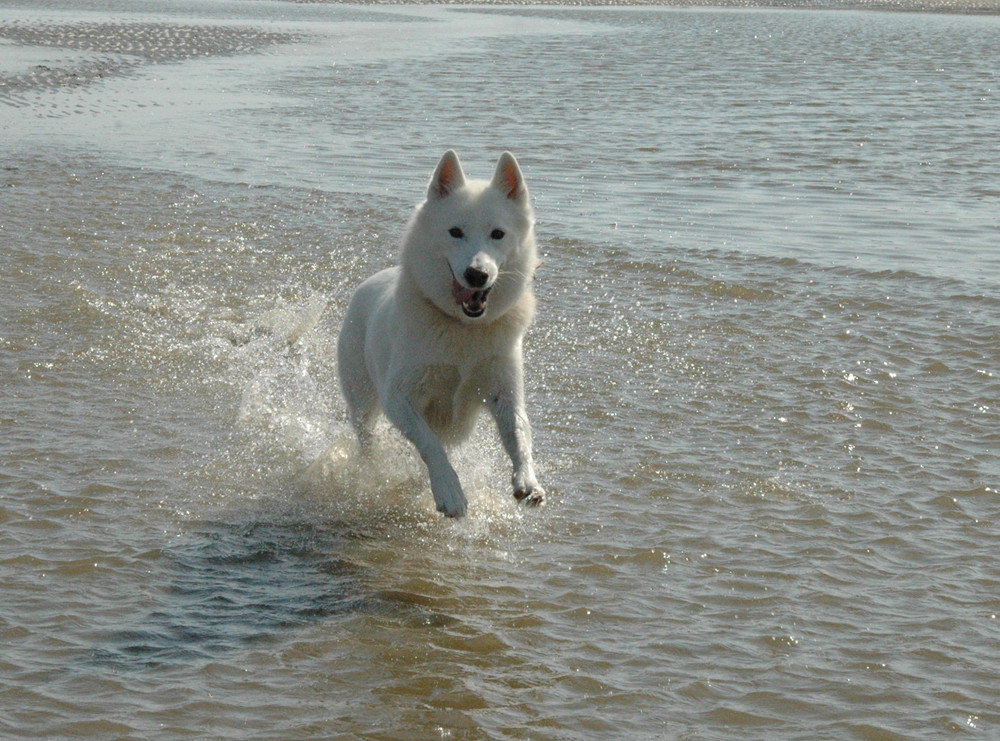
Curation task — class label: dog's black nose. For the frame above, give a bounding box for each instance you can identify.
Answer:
[464,266,490,289]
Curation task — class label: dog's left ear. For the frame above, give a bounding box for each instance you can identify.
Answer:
[491,152,527,202]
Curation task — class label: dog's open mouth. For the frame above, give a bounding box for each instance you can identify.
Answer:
[452,281,492,318]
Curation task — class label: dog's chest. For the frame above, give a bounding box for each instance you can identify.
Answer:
[413,361,487,439]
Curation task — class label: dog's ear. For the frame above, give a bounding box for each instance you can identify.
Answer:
[429,150,467,199]
[491,152,527,202]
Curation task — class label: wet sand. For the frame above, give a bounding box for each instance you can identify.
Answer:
[0,20,298,99]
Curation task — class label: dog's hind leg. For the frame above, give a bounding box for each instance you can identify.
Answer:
[345,381,377,455]
[337,337,378,455]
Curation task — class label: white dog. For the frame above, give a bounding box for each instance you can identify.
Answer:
[337,150,545,517]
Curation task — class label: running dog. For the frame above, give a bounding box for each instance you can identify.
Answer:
[337,150,544,517]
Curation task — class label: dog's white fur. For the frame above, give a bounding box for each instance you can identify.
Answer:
[337,150,544,517]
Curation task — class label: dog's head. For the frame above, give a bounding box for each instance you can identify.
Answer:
[403,150,537,324]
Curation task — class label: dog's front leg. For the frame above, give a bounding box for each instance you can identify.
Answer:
[491,386,544,507]
[381,393,467,518]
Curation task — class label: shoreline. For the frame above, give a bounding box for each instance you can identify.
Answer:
[3,0,996,106]
[306,0,1000,14]
[0,0,997,12]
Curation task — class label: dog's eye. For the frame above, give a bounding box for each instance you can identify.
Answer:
[490,229,505,240]
[448,227,464,239]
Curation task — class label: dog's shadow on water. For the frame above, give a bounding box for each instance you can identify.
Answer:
[97,438,525,670]
[97,519,373,669]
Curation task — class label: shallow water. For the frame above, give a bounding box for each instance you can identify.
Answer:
[2,2,999,738]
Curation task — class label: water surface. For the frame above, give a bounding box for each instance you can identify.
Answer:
[2,3,998,738]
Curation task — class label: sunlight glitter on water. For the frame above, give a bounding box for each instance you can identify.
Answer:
[2,2,999,739]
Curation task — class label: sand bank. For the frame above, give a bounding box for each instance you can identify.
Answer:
[0,19,298,98]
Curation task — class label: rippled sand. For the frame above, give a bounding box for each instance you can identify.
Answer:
[0,20,298,99]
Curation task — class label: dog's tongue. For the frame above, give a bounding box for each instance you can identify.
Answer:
[452,280,490,317]
[452,281,478,304]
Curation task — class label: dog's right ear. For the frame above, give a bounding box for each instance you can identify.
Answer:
[428,150,467,199]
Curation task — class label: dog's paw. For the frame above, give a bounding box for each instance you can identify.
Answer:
[514,484,545,507]
[431,468,468,518]
[438,499,467,518]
